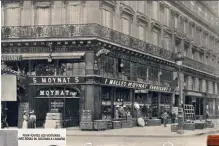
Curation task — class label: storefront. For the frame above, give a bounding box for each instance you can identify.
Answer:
[206,94,217,119]
[100,77,175,120]
[28,76,85,127]
[184,91,205,119]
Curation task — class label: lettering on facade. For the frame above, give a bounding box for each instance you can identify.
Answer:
[102,78,174,92]
[30,77,83,84]
[149,85,172,92]
[1,55,22,61]
[36,88,80,98]
[103,78,149,89]
[96,48,110,57]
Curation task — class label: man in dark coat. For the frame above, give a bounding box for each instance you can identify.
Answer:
[28,110,36,128]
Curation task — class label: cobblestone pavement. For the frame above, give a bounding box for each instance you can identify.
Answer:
[66,134,213,146]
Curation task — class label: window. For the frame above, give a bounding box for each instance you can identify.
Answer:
[152,31,159,46]
[6,3,20,26]
[164,35,171,50]
[66,2,82,24]
[152,1,159,21]
[192,50,195,59]
[205,11,208,20]
[138,25,146,41]
[200,53,204,63]
[121,17,131,35]
[102,9,113,28]
[165,8,170,27]
[35,3,51,25]
[174,16,178,29]
[138,1,146,14]
[184,21,187,34]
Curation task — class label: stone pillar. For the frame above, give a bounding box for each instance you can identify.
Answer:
[215,83,218,95]
[84,51,101,120]
[187,76,193,90]
[172,33,176,53]
[195,77,200,91]
[208,81,213,94]
[179,72,184,105]
[201,79,206,93]
[188,42,193,58]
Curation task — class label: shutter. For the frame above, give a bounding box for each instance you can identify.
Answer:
[122,18,129,35]
[138,1,144,13]
[138,26,145,41]
[105,10,112,28]
[6,5,20,26]
[1,7,4,26]
[36,7,50,25]
[67,5,81,24]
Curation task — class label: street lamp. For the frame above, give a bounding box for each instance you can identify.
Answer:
[175,51,184,134]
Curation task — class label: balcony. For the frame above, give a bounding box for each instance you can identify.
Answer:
[1,23,219,77]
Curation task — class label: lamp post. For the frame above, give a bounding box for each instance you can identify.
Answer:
[175,51,184,134]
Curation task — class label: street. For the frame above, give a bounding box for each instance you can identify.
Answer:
[66,134,213,146]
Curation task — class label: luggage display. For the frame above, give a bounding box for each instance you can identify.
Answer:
[112,121,121,129]
[171,124,178,132]
[80,122,93,130]
[146,119,161,126]
[44,112,62,128]
[184,123,195,130]
[94,120,107,130]
[195,121,206,129]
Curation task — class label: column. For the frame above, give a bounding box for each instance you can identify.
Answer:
[172,33,176,53]
[179,72,184,105]
[195,77,199,91]
[208,81,213,94]
[188,42,193,58]
[84,51,101,120]
[201,79,206,93]
[187,76,193,90]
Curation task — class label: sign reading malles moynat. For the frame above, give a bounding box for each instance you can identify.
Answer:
[101,78,174,92]
[29,77,84,84]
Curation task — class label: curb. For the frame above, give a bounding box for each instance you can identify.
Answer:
[66,130,219,138]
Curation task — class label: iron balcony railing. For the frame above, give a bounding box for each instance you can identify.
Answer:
[1,23,219,77]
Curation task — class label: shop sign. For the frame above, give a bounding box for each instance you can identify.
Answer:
[36,89,79,98]
[96,48,110,57]
[186,91,203,97]
[148,85,174,92]
[101,78,174,93]
[1,55,22,61]
[101,78,149,89]
[29,77,84,84]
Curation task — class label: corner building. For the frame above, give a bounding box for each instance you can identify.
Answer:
[1,0,219,128]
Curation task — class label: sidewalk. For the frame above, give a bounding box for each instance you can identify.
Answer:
[66,125,219,138]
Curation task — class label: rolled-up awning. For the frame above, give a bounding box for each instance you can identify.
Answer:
[1,75,17,101]
[1,52,85,60]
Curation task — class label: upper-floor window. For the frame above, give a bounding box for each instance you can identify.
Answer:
[183,21,187,34]
[164,7,170,27]
[102,9,113,29]
[5,3,21,26]
[138,1,147,15]
[152,30,159,46]
[35,2,51,25]
[192,49,195,60]
[66,1,82,24]
[204,11,208,20]
[164,35,171,50]
[138,24,147,41]
[121,16,131,35]
[152,1,159,21]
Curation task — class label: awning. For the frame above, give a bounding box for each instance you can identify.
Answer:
[1,75,17,101]
[1,52,85,60]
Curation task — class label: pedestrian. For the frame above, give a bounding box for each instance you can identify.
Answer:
[28,110,36,128]
[22,111,28,129]
[1,108,9,129]
[162,110,169,127]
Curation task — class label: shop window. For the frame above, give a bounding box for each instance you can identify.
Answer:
[160,69,172,83]
[148,66,159,82]
[152,31,159,46]
[99,56,114,77]
[136,64,147,81]
[101,87,113,120]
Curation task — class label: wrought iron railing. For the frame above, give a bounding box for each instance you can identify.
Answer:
[1,23,219,77]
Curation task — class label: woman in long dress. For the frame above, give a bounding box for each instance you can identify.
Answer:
[22,111,28,128]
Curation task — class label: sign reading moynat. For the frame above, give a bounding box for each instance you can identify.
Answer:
[29,77,84,84]
[36,88,80,98]
[101,78,174,93]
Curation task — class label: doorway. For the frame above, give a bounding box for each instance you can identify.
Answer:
[6,101,19,127]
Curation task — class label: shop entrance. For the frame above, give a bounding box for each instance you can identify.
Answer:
[33,87,80,127]
[5,101,19,127]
